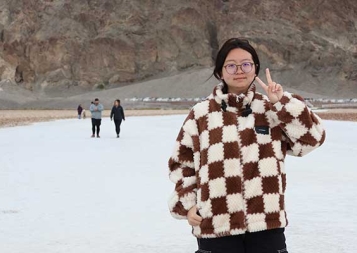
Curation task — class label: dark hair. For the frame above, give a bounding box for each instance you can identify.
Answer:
[115,99,120,104]
[94,98,99,101]
[213,38,260,92]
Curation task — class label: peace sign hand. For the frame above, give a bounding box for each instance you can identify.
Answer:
[255,68,284,104]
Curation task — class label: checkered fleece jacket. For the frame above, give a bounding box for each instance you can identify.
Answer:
[168,83,326,238]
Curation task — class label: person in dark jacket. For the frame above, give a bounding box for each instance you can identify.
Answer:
[110,99,125,138]
[77,104,83,119]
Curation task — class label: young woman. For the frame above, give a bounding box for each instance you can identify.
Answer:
[110,99,125,138]
[168,38,326,253]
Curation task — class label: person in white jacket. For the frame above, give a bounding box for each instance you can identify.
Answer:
[89,98,104,138]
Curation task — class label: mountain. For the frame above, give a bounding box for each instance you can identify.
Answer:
[0,0,356,102]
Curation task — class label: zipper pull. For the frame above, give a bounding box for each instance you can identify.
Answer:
[236,94,244,102]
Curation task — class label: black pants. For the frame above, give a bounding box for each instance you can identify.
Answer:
[196,228,287,253]
[91,118,102,136]
[114,119,122,135]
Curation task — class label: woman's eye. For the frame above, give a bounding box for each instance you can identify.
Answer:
[227,64,236,68]
[242,62,251,67]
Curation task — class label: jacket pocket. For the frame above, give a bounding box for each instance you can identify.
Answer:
[277,248,288,253]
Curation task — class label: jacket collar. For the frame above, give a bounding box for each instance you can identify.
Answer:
[213,82,256,111]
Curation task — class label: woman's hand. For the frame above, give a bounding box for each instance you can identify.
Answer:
[255,68,284,104]
[187,206,202,226]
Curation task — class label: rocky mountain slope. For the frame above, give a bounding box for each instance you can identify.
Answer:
[0,0,356,103]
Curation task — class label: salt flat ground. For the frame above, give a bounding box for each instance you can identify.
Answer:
[0,116,356,253]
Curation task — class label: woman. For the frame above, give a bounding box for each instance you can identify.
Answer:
[168,38,326,253]
[77,104,83,119]
[110,99,125,138]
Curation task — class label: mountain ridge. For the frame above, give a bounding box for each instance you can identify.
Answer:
[0,0,356,104]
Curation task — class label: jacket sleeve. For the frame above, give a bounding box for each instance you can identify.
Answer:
[110,107,114,119]
[168,110,199,219]
[98,104,104,112]
[269,92,326,157]
[121,107,125,120]
[89,104,94,112]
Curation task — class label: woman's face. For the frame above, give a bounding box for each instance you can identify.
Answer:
[221,48,256,94]
[114,101,119,106]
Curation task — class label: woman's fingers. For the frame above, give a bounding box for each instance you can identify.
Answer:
[189,219,201,226]
[257,68,283,103]
[255,77,268,92]
[187,206,202,226]
[188,214,202,226]
[268,84,274,94]
[266,68,273,84]
[256,77,278,97]
[270,83,282,93]
[195,213,203,221]
[190,211,202,222]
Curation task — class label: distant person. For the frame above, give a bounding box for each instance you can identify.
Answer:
[110,99,125,138]
[167,38,326,253]
[77,104,83,119]
[89,98,104,138]
[82,109,86,119]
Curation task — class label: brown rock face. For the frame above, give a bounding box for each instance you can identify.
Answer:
[0,0,356,97]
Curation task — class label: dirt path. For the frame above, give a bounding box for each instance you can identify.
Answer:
[315,109,357,122]
[0,109,189,128]
[0,108,356,128]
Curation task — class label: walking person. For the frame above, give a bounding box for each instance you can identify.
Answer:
[82,109,86,119]
[110,99,125,138]
[168,38,326,253]
[77,104,83,119]
[89,98,104,138]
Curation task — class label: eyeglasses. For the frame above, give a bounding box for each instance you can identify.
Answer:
[224,62,255,75]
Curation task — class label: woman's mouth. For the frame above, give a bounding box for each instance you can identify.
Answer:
[233,77,246,81]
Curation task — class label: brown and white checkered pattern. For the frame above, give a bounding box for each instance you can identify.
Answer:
[168,83,326,238]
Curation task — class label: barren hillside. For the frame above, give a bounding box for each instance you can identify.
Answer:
[0,0,356,108]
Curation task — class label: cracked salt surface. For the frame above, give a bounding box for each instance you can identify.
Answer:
[0,116,356,253]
